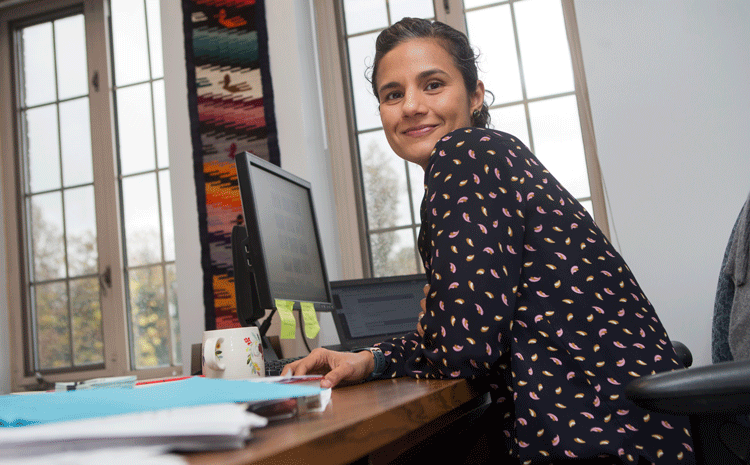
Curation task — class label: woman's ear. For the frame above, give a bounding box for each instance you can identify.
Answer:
[471,80,486,114]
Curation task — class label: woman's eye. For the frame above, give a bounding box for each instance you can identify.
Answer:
[426,81,443,91]
[384,91,403,101]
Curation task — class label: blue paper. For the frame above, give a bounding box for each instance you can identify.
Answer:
[0,377,321,427]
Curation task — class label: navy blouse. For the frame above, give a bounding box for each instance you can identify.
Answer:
[373,128,695,464]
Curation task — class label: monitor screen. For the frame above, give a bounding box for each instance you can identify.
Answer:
[234,152,333,327]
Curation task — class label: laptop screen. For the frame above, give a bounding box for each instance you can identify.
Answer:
[329,274,427,348]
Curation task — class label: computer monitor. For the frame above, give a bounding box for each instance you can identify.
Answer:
[233,152,334,335]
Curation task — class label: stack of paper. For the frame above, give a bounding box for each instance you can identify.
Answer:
[55,375,137,392]
[0,377,326,461]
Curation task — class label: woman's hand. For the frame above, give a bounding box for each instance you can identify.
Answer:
[417,283,429,337]
[281,348,374,389]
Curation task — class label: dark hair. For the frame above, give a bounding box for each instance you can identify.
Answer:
[369,17,492,129]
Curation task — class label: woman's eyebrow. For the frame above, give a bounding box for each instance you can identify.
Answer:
[377,68,449,97]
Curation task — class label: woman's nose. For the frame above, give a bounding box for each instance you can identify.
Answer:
[402,89,425,116]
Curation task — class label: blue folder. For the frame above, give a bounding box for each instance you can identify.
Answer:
[0,377,322,427]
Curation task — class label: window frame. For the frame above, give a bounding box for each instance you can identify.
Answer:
[0,0,178,391]
[314,0,608,279]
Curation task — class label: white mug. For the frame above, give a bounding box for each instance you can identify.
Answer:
[202,326,265,379]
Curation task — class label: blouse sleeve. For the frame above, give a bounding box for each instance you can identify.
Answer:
[375,128,528,379]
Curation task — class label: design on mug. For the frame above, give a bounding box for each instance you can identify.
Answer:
[244,334,262,371]
[215,340,223,360]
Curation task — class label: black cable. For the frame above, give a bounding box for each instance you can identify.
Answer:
[297,308,313,354]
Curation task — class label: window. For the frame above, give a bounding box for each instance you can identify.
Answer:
[0,0,179,389]
[316,0,607,278]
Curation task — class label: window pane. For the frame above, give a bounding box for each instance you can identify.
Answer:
[54,15,88,100]
[35,281,70,369]
[359,130,411,229]
[129,265,169,368]
[159,170,175,262]
[389,0,434,23]
[466,5,523,105]
[60,97,93,186]
[463,0,499,9]
[70,277,104,365]
[528,95,590,199]
[145,0,164,79]
[348,33,380,131]
[122,173,161,266]
[30,192,65,281]
[25,104,61,193]
[64,186,98,277]
[514,0,574,99]
[167,264,181,364]
[153,80,169,168]
[117,83,156,175]
[21,22,56,107]
[110,0,150,86]
[343,0,388,35]
[490,104,530,148]
[408,160,425,226]
[370,228,419,277]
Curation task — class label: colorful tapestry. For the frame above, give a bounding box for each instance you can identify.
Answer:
[182,0,280,330]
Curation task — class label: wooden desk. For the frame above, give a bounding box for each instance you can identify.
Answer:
[184,378,487,465]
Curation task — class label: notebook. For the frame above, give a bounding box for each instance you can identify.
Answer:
[327,274,427,351]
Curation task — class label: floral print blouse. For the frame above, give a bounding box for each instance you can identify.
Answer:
[373,128,695,464]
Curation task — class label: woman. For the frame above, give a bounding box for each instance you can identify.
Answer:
[284,18,694,464]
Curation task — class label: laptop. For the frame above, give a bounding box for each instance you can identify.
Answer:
[327,274,427,351]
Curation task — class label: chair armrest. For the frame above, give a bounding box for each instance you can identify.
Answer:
[625,359,750,415]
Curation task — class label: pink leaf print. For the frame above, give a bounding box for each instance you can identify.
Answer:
[439,149,447,156]
[569,343,582,350]
[457,197,468,204]
[475,303,484,315]
[480,136,490,141]
[565,451,577,458]
[553,210,563,216]
[441,327,446,337]
[530,392,539,400]
[452,345,463,352]
[525,170,533,178]
[486,343,492,355]
[529,277,541,282]
[483,247,494,254]
[450,263,456,273]
[617,358,626,367]
[555,252,567,260]
[517,417,527,426]
[594,396,601,407]
[567,372,575,380]
[508,149,517,157]
[582,412,595,419]
[617,409,629,416]
[506,157,513,167]
[537,206,546,214]
[601,270,612,277]
[514,353,524,360]
[449,231,460,238]
[468,149,476,159]
[491,269,500,278]
[654,354,662,362]
[502,294,509,306]
[593,306,605,314]
[633,343,645,349]
[518,441,530,448]
[516,191,522,202]
[489,192,497,198]
[495,168,501,180]
[625,424,638,432]
[571,266,579,274]
[463,213,471,222]
[591,427,603,432]
[503,208,512,217]
[614,341,626,348]
[571,223,578,229]
[551,357,562,365]
[534,315,543,323]
[536,290,549,298]
[450,371,461,377]
[527,192,535,201]
[524,244,537,252]
[449,282,459,289]
[439,301,445,311]
[572,286,584,294]
[534,225,543,233]
[462,318,469,330]
[607,378,621,385]
[549,415,559,423]
[507,245,516,254]
[473,173,480,184]
[479,224,488,234]
[557,329,563,337]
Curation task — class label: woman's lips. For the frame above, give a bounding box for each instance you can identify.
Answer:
[403,125,437,137]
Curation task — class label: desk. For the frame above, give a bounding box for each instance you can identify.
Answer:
[184,378,487,465]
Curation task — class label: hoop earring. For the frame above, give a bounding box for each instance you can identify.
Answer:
[472,109,480,120]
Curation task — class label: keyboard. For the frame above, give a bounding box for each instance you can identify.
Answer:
[265,356,304,377]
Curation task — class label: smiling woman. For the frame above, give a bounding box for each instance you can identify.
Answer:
[284,17,695,465]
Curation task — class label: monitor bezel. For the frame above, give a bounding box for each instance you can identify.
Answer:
[234,151,334,323]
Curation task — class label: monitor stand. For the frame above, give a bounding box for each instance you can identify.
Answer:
[231,224,280,361]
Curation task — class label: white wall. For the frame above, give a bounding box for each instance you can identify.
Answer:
[162,0,341,370]
[574,0,750,366]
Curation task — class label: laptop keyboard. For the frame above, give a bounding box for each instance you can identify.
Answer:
[265,356,304,377]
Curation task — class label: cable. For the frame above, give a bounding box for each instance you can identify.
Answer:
[297,309,313,354]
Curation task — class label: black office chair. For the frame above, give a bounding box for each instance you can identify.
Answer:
[626,346,750,464]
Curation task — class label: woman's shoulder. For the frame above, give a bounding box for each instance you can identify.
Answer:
[428,127,531,170]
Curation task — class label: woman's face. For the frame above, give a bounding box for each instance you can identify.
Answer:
[375,38,484,170]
